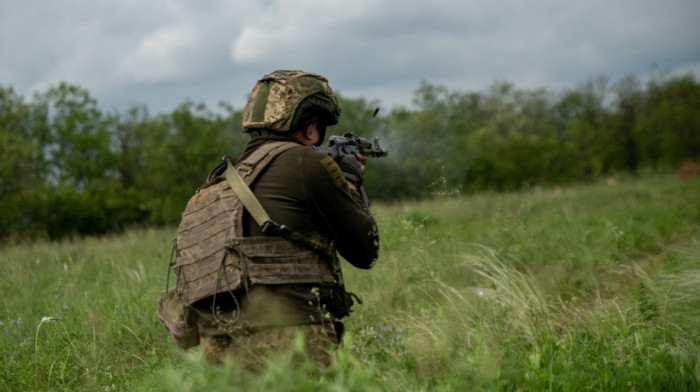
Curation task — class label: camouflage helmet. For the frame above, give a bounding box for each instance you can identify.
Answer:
[242,70,341,133]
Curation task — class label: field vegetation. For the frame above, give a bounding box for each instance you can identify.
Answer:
[2,69,699,390]
[2,174,698,391]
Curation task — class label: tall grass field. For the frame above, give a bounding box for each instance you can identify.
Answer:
[2,174,699,391]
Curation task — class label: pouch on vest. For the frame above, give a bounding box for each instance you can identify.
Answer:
[156,287,200,349]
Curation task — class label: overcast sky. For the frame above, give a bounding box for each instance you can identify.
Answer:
[2,0,699,115]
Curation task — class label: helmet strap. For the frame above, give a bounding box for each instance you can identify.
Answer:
[248,129,282,138]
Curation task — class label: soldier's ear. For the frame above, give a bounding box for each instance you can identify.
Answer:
[288,124,311,143]
[303,123,316,140]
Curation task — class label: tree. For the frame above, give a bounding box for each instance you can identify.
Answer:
[610,76,642,173]
[553,78,612,180]
[144,101,241,224]
[35,83,114,188]
[636,73,700,168]
[0,86,49,239]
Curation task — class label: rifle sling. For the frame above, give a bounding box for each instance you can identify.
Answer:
[223,158,335,260]
[224,158,270,228]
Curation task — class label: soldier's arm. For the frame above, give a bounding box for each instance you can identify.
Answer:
[303,150,379,269]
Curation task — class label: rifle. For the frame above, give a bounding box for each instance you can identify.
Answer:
[314,132,387,206]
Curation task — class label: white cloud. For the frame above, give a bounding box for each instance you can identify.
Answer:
[118,25,197,83]
[228,0,392,65]
[230,25,305,64]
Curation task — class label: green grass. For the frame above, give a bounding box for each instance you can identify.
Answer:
[1,174,699,391]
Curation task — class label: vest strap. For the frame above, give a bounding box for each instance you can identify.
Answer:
[224,157,270,228]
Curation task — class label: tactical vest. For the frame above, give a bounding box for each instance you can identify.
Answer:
[171,141,342,307]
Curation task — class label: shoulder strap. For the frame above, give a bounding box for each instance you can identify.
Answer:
[201,141,300,190]
[237,141,301,183]
[224,157,270,228]
[222,149,336,260]
[231,141,300,234]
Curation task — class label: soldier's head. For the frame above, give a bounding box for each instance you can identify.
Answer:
[242,70,341,145]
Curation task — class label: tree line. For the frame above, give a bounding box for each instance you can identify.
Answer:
[1,72,699,241]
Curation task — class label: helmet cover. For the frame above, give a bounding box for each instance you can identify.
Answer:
[242,70,341,133]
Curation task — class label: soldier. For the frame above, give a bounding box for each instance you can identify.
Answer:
[186,70,380,366]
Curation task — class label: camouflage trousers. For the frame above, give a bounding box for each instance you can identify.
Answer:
[203,322,342,368]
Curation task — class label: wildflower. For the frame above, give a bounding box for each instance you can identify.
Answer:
[41,317,58,323]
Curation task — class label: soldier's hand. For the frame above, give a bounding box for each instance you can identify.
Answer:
[338,154,364,190]
[355,153,367,173]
